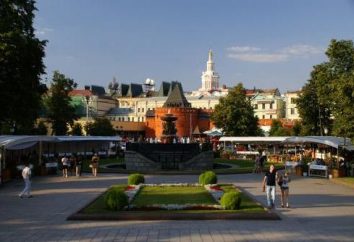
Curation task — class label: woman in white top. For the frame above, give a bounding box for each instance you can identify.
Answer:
[19,162,32,198]
[61,156,69,178]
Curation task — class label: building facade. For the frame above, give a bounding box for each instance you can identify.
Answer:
[284,90,301,120]
[250,88,285,120]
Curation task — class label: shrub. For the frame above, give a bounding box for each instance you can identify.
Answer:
[199,171,217,185]
[220,192,242,210]
[128,173,145,185]
[104,188,128,211]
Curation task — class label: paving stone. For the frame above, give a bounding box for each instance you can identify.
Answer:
[1,173,354,241]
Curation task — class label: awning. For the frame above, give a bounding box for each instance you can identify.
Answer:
[203,128,223,137]
[218,136,354,151]
[219,136,289,143]
[0,135,122,150]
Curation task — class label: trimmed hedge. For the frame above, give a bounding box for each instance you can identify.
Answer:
[104,188,128,211]
[220,192,242,210]
[128,173,145,185]
[199,171,217,185]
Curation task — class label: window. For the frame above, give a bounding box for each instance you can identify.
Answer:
[254,104,258,109]
[291,108,295,115]
[291,98,297,104]
[128,117,130,122]
[142,108,144,112]
[262,115,265,119]
[132,117,134,122]
[270,102,273,109]
[138,108,140,112]
[270,115,272,119]
[262,103,265,109]
[138,117,140,122]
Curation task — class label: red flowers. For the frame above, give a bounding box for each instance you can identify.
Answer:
[125,185,136,191]
[209,185,223,191]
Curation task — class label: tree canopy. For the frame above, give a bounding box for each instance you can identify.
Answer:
[211,83,262,136]
[45,71,77,135]
[0,0,47,134]
[296,39,354,139]
[85,118,115,136]
[269,120,290,136]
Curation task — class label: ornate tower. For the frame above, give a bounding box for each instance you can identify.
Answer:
[200,50,220,92]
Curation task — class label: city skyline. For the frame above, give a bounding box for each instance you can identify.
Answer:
[35,0,354,92]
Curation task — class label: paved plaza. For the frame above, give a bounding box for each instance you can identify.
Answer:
[1,172,354,241]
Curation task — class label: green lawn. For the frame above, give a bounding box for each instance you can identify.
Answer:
[335,177,354,185]
[81,184,265,214]
[214,158,284,173]
[82,157,124,172]
[132,186,217,206]
[82,185,126,213]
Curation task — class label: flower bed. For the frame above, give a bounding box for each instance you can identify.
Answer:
[69,183,279,220]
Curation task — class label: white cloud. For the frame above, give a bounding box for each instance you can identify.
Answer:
[281,44,323,56]
[227,46,261,52]
[35,27,53,36]
[227,44,323,63]
[228,53,288,63]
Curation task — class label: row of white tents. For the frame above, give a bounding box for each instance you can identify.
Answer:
[219,136,354,151]
[0,135,122,184]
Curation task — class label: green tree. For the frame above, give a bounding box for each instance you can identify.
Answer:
[291,121,302,136]
[211,83,262,136]
[296,39,354,137]
[33,120,48,135]
[0,0,47,134]
[269,120,290,136]
[70,122,83,136]
[85,118,115,136]
[45,71,77,135]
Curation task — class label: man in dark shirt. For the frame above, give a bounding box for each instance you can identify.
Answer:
[262,164,278,209]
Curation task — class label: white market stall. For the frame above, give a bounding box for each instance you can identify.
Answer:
[0,135,121,184]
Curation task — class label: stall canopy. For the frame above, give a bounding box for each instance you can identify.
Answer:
[203,128,224,137]
[0,135,122,150]
[219,136,354,151]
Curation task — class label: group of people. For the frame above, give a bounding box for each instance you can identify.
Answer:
[61,153,100,177]
[254,154,266,173]
[262,164,291,209]
[60,155,83,178]
[18,153,100,198]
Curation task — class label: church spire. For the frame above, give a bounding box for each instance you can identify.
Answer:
[208,49,213,62]
[207,49,214,72]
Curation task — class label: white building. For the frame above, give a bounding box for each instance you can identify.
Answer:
[284,90,301,120]
[251,88,285,120]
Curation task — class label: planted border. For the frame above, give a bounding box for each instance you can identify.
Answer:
[68,183,280,220]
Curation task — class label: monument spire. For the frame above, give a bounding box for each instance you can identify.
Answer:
[207,49,214,72]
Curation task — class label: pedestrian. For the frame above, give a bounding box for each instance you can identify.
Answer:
[254,155,261,173]
[75,155,82,177]
[91,153,99,177]
[61,155,69,178]
[262,164,278,209]
[19,162,32,198]
[278,172,291,208]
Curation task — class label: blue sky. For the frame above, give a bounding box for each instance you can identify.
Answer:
[34,0,354,93]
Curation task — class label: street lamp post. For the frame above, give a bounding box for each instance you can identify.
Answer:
[84,96,90,121]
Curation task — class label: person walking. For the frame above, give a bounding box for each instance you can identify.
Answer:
[279,172,291,208]
[61,156,69,178]
[75,155,82,177]
[19,162,32,198]
[254,155,261,173]
[262,164,278,209]
[91,153,99,177]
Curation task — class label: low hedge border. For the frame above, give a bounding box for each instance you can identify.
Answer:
[67,184,280,221]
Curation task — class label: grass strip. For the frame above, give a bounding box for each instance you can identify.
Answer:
[132,186,217,206]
